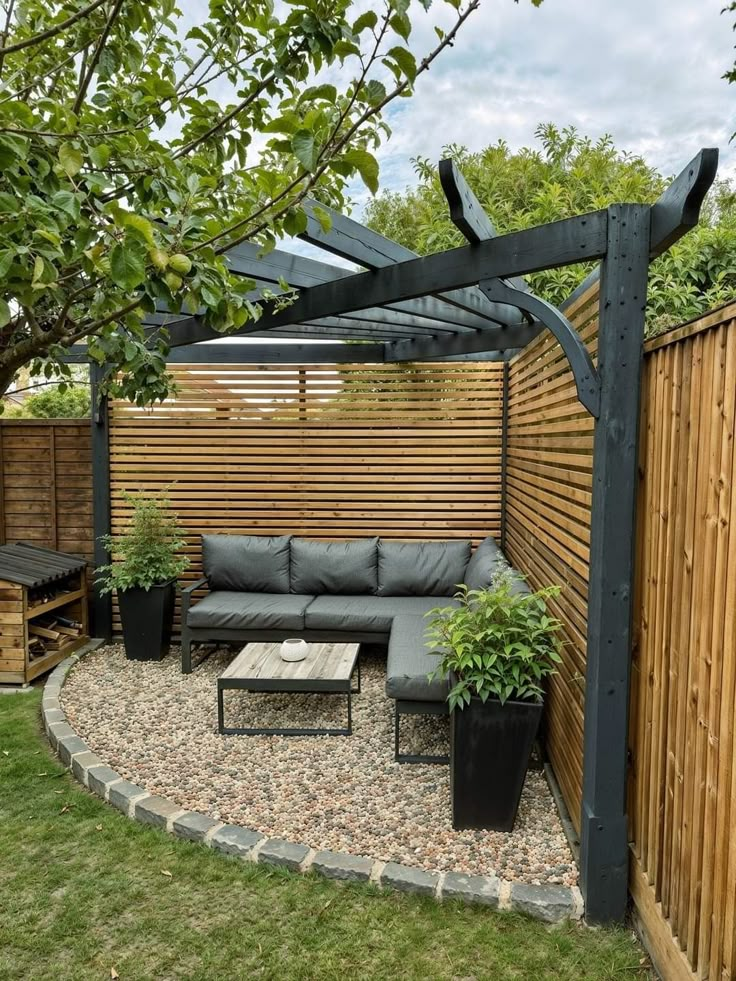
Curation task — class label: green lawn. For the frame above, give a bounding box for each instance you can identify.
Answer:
[0,691,650,981]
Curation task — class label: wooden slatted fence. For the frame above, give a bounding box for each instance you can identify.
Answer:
[629,302,736,981]
[108,362,504,628]
[505,283,598,826]
[507,294,736,980]
[0,419,93,561]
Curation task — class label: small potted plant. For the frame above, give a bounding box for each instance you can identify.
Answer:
[427,569,563,832]
[97,492,188,661]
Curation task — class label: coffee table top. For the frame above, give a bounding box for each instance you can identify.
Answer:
[220,641,360,690]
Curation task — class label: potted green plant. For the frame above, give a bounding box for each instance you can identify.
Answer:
[427,569,563,832]
[97,493,188,661]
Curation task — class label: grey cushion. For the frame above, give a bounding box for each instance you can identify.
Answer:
[202,535,291,593]
[386,615,449,702]
[464,536,505,590]
[304,595,458,633]
[290,537,378,595]
[187,591,313,631]
[377,539,471,597]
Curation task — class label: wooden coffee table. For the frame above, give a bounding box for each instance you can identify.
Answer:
[217,641,361,736]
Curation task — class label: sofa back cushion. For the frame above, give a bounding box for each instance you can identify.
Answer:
[290,537,378,595]
[377,539,471,597]
[202,534,291,593]
[464,536,505,590]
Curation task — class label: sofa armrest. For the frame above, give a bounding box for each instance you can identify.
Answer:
[181,577,208,619]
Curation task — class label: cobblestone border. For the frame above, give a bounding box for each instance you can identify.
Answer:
[43,650,584,924]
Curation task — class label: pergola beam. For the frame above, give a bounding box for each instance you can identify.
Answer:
[299,197,521,326]
[229,211,608,338]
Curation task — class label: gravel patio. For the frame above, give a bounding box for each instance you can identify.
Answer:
[60,644,577,886]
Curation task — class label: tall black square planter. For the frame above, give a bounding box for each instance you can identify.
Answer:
[450,696,543,832]
[118,580,176,662]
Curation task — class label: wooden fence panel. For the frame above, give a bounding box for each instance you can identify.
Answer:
[507,294,736,979]
[108,362,504,629]
[505,283,598,830]
[0,419,93,561]
[629,303,736,981]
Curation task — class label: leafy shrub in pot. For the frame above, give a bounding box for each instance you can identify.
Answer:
[427,568,563,831]
[97,493,188,661]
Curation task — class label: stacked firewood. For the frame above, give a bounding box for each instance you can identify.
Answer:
[28,614,83,660]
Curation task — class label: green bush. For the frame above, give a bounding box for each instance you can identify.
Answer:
[97,493,188,594]
[3,385,90,418]
[426,569,563,711]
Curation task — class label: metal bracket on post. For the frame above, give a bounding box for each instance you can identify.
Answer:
[579,204,651,924]
[479,279,601,417]
[90,364,112,641]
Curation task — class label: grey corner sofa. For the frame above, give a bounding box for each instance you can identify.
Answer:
[180,533,526,762]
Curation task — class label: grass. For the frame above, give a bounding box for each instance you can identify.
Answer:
[0,691,651,981]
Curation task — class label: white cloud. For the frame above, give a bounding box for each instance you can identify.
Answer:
[347,0,735,212]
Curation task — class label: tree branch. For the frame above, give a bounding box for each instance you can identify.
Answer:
[73,0,125,115]
[0,0,108,56]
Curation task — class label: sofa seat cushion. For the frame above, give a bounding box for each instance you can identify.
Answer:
[187,591,314,631]
[377,539,471,596]
[386,615,449,702]
[304,595,457,633]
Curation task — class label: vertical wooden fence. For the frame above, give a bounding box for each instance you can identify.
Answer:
[507,296,736,979]
[629,302,736,981]
[0,419,93,560]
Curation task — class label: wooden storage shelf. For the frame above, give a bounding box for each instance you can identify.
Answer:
[0,543,89,686]
[25,586,87,621]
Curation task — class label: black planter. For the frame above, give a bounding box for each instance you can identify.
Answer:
[450,693,543,832]
[118,579,176,662]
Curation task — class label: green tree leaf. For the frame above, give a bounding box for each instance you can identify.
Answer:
[110,242,146,290]
[291,130,316,172]
[58,143,84,178]
[342,148,380,194]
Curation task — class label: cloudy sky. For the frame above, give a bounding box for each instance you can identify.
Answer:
[351,0,735,212]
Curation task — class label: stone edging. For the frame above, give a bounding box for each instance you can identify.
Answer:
[42,647,584,924]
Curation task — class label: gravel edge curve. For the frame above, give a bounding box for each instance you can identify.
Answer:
[42,649,584,924]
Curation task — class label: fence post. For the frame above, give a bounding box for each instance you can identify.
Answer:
[580,204,650,923]
[500,360,509,552]
[90,364,112,640]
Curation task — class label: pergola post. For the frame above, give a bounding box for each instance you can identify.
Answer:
[90,363,112,641]
[580,204,651,923]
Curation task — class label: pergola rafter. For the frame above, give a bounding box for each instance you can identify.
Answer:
[82,147,718,927]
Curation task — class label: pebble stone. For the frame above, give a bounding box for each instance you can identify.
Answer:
[60,644,578,886]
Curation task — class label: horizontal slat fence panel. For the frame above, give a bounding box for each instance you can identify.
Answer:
[108,362,504,630]
[0,419,93,562]
[506,283,598,831]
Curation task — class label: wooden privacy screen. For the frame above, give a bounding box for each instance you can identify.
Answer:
[505,283,598,829]
[0,419,93,560]
[507,292,736,980]
[108,361,504,624]
[629,302,736,981]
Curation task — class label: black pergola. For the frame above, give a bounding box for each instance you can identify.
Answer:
[86,147,718,924]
